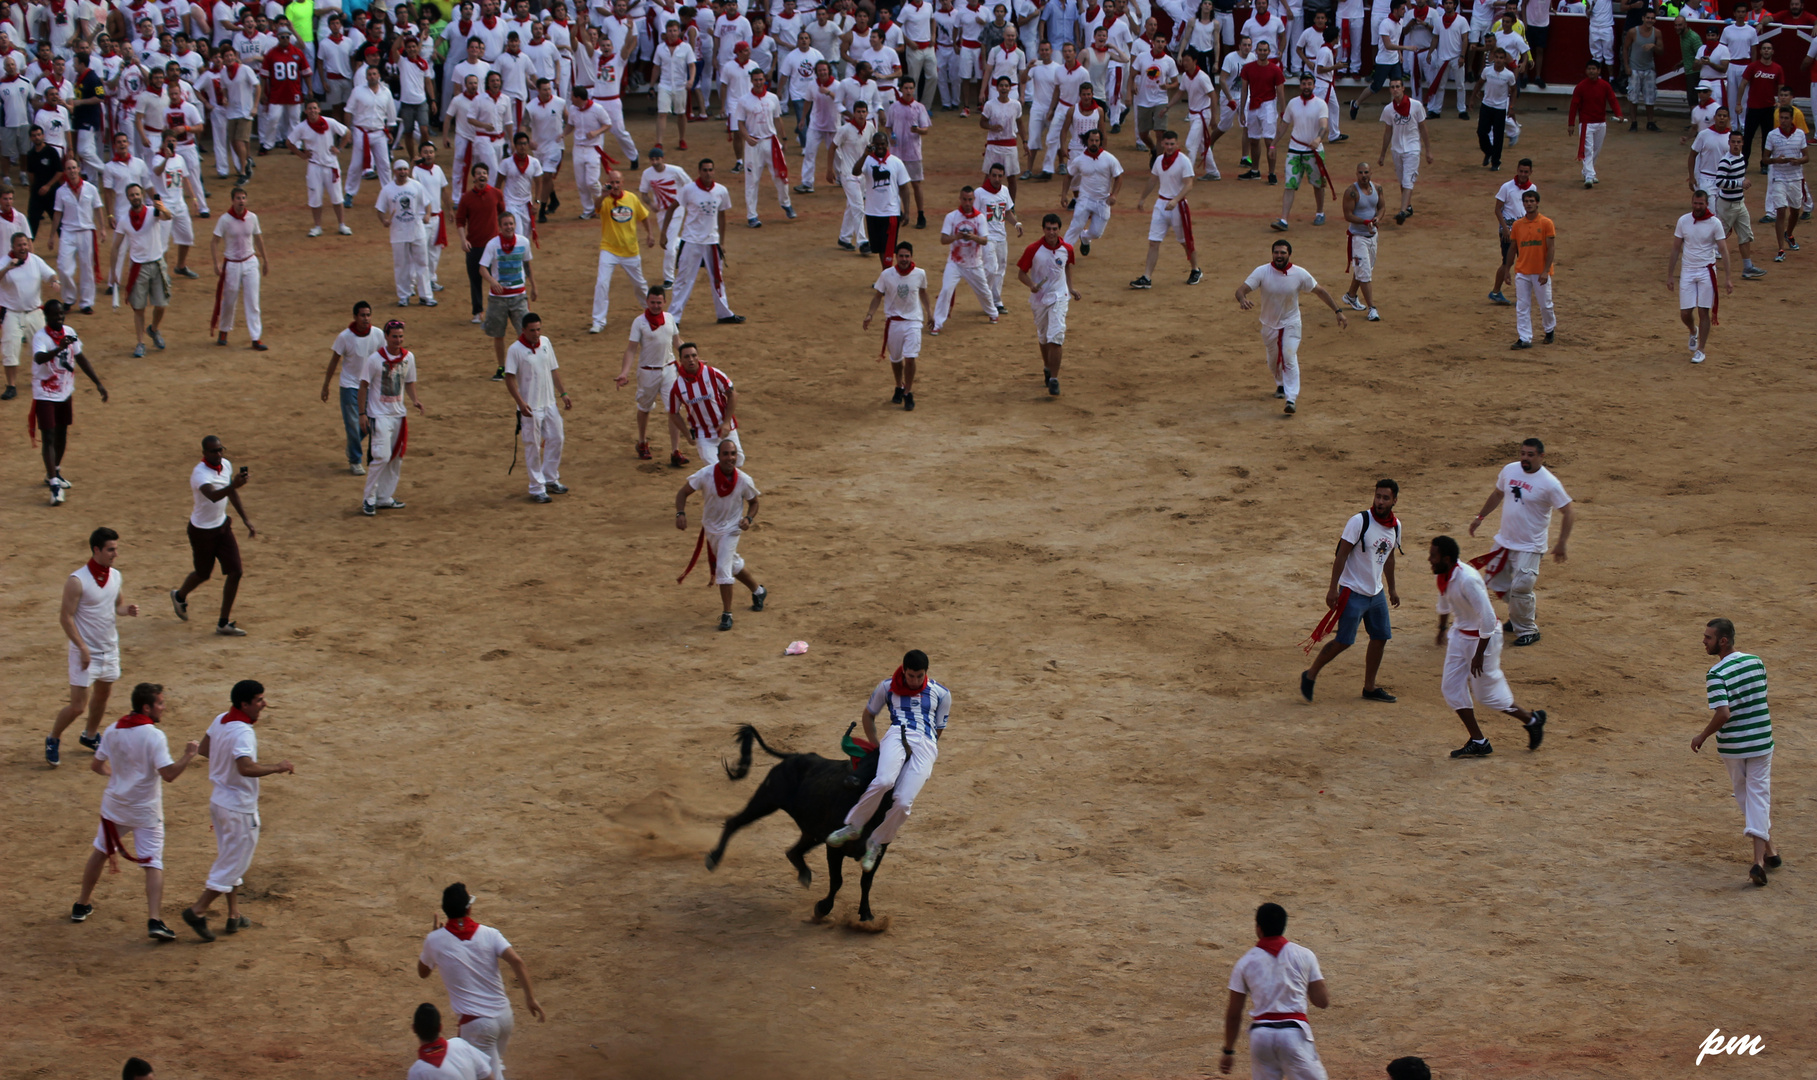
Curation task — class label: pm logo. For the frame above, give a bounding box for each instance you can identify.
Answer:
[1696,1028,1764,1065]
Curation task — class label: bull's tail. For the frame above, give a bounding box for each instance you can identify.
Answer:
[723,724,791,780]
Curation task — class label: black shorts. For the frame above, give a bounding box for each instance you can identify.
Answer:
[1525,24,1549,49]
[187,521,243,577]
[33,398,72,429]
[865,214,900,259]
[1369,62,1406,92]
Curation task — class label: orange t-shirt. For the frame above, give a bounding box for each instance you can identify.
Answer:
[1510,214,1555,275]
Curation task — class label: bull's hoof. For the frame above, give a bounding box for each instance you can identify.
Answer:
[845,914,891,934]
[797,868,813,888]
[812,900,835,922]
[704,851,721,872]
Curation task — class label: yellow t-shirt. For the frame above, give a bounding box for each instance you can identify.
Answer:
[598,192,650,257]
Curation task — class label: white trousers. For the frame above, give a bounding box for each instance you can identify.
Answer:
[840,174,866,244]
[57,229,98,308]
[1578,122,1605,183]
[662,210,682,284]
[210,110,240,175]
[76,129,104,179]
[204,805,260,893]
[1249,1024,1329,1080]
[1064,196,1111,246]
[262,102,301,148]
[802,126,833,188]
[592,249,650,327]
[597,98,639,163]
[392,238,432,303]
[363,414,406,505]
[843,724,939,846]
[345,128,392,196]
[1724,752,1772,841]
[572,145,606,209]
[936,49,962,108]
[705,524,745,584]
[519,403,564,496]
[933,258,994,329]
[669,241,734,319]
[743,139,792,217]
[458,1009,516,1080]
[1421,57,1467,113]
[452,136,504,205]
[1027,101,1055,152]
[985,236,1008,306]
[424,216,445,282]
[1482,548,1543,636]
[1184,108,1216,174]
[176,143,210,211]
[1441,627,1515,712]
[1042,107,1073,172]
[1588,23,1615,64]
[216,258,262,340]
[1262,323,1302,402]
[1514,273,1555,344]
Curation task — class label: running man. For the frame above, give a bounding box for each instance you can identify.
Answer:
[418,883,547,1079]
[1016,211,1077,395]
[826,649,951,872]
[46,528,137,766]
[1234,238,1348,415]
[616,286,686,464]
[1273,74,1329,231]
[975,161,1021,312]
[1217,903,1331,1078]
[359,318,429,516]
[1668,189,1732,364]
[1507,188,1555,349]
[181,679,295,940]
[30,299,108,504]
[1130,130,1201,288]
[669,342,744,466]
[68,682,201,941]
[934,185,999,330]
[864,240,934,410]
[1693,617,1779,887]
[170,435,257,637]
[1466,437,1574,648]
[1300,480,1401,704]
[1376,77,1429,224]
[1430,534,1547,758]
[1338,161,1381,320]
[503,312,572,503]
[1062,128,1121,255]
[674,440,767,630]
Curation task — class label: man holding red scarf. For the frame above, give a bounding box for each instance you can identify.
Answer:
[358,318,427,516]
[826,649,951,873]
[418,883,546,1080]
[1300,480,1402,704]
[674,437,765,630]
[181,679,295,940]
[69,682,201,942]
[407,1004,494,1080]
[1218,903,1330,1078]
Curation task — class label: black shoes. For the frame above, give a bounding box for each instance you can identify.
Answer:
[78,732,100,751]
[751,586,767,611]
[546,481,569,494]
[1361,687,1396,702]
[1749,864,1768,887]
[224,914,250,933]
[892,386,904,404]
[903,391,915,411]
[1045,375,1059,395]
[1526,709,1547,750]
[1299,670,1315,702]
[71,902,93,922]
[1767,854,1783,869]
[1450,738,1494,758]
[149,919,176,941]
[1273,385,1284,398]
[1543,330,1555,344]
[838,239,855,251]
[182,907,215,941]
[1186,268,1202,285]
[1513,632,1541,646]
[717,315,747,324]
[718,612,734,631]
[1129,275,1152,289]
[491,366,505,381]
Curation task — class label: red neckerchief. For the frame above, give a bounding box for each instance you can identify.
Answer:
[130,205,148,229]
[983,179,1002,193]
[695,173,714,191]
[112,150,133,163]
[348,321,375,337]
[1710,122,1731,134]
[1442,11,1458,25]
[889,665,924,696]
[225,60,241,80]
[1436,563,1456,594]
[458,16,473,34]
[1091,42,1110,54]
[1692,206,1713,221]
[1257,935,1289,957]
[517,331,539,350]
[418,1041,449,1068]
[1779,123,1797,137]
[751,30,767,48]
[1413,4,1430,17]
[481,13,499,28]
[713,463,740,497]
[1370,508,1398,528]
[1159,150,1179,170]
[462,86,479,99]
[222,705,257,726]
[66,172,84,196]
[644,310,666,329]
[817,72,834,87]
[115,710,157,729]
[408,53,429,70]
[84,557,110,587]
[1041,236,1061,250]
[893,260,916,275]
[512,151,531,173]
[229,206,248,220]
[306,114,329,133]
[1392,94,1412,116]
[1513,176,1531,189]
[1065,58,1079,71]
[0,73,16,84]
[846,114,865,129]
[1085,145,1103,158]
[1255,8,1272,21]
[752,86,768,99]
[379,344,409,367]
[1272,260,1294,274]
[1085,3,1100,16]
[443,915,480,941]
[1002,40,1016,53]
[487,89,505,106]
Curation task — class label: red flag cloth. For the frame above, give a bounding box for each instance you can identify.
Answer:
[1299,587,1351,655]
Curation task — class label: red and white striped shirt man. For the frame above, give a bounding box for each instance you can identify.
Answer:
[667,345,744,466]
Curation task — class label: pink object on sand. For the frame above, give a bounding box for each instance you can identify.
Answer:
[785,640,810,655]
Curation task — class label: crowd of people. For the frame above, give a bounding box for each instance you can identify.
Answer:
[14,0,1795,1075]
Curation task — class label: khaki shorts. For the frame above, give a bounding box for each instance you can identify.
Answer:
[635,362,677,412]
[484,292,529,338]
[656,86,687,114]
[228,117,253,142]
[128,258,170,309]
[1715,196,1752,246]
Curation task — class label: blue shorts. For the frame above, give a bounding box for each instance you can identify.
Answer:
[1335,588,1392,645]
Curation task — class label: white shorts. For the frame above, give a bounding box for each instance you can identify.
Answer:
[656,85,687,114]
[168,210,195,247]
[635,363,677,412]
[697,427,745,466]
[1441,627,1515,712]
[3,305,44,366]
[1347,231,1376,282]
[1249,1023,1329,1080]
[1392,148,1419,189]
[534,144,564,173]
[959,46,983,80]
[983,144,1020,175]
[1245,105,1277,140]
[1148,199,1188,243]
[304,161,341,208]
[1031,296,1067,344]
[69,645,121,687]
[884,318,922,362]
[1679,266,1717,310]
[707,526,745,585]
[205,804,261,893]
[1217,98,1241,132]
[93,817,165,869]
[1765,176,1808,213]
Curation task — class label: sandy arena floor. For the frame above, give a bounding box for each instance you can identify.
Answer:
[3,96,1814,1080]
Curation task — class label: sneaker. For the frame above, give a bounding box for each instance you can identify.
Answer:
[1273,386,1284,398]
[175,266,200,279]
[78,732,99,751]
[636,441,652,460]
[751,586,767,611]
[860,842,883,872]
[1299,670,1315,702]
[1046,375,1059,395]
[717,612,734,631]
[1365,307,1381,322]
[1775,251,1786,262]
[546,481,569,494]
[1512,632,1541,646]
[45,737,60,766]
[826,824,863,846]
[397,300,410,307]
[1283,401,1296,414]
[1511,339,1532,350]
[491,367,506,381]
[785,205,797,220]
[215,622,247,636]
[1270,218,1289,231]
[858,243,871,255]
[343,194,354,209]
[1349,100,1359,120]
[181,907,216,941]
[379,499,405,510]
[732,161,744,173]
[1129,275,1152,289]
[223,914,250,933]
[170,589,188,620]
[1760,213,1775,225]
[1525,709,1547,749]
[80,306,93,315]
[892,386,905,404]
[1361,687,1397,702]
[307,225,323,237]
[351,463,366,475]
[338,224,353,235]
[1459,111,1470,121]
[588,323,603,333]
[837,239,856,251]
[1267,173,1277,185]
[1793,240,1802,251]
[1449,738,1494,758]
[1200,171,1221,181]
[148,919,177,941]
[670,450,690,467]
[530,492,552,503]
[1312,213,1325,226]
[361,501,377,516]
[747,216,762,228]
[1185,268,1202,285]
[1744,266,1767,278]
[1692,350,1706,364]
[1237,169,1260,180]
[903,392,915,411]
[0,385,12,399]
[1543,330,1555,344]
[1080,239,1090,255]
[716,315,747,324]
[71,901,92,921]
[1332,133,1350,141]
[1646,122,1660,131]
[794,183,814,194]
[915,213,926,229]
[422,298,438,307]
[251,341,268,351]
[1488,291,1510,305]
[1688,332,1699,350]
[471,315,485,324]
[996,304,1007,315]
[149,329,165,349]
[1394,209,1409,224]
[50,484,64,505]
[1341,293,1366,311]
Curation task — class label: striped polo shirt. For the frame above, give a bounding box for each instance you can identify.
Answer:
[1706,651,1772,758]
[865,678,952,738]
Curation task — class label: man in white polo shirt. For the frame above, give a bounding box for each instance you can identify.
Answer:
[170,434,258,637]
[1300,479,1402,704]
[181,679,295,940]
[1465,437,1574,647]
[1219,903,1330,1078]
[1234,238,1348,415]
[419,881,547,1080]
[1430,534,1547,758]
[502,311,572,504]
[0,229,58,402]
[69,682,201,942]
[616,287,684,464]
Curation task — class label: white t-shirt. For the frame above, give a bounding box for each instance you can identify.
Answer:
[981,96,1022,145]
[1675,210,1727,270]
[97,720,175,828]
[1180,69,1215,114]
[860,152,911,216]
[376,177,431,243]
[1435,559,1498,634]
[628,311,680,368]
[1151,148,1192,201]
[1380,98,1426,153]
[1691,126,1731,181]
[1491,462,1571,553]
[1016,237,1074,305]
[495,153,545,208]
[678,179,730,244]
[1069,149,1122,201]
[0,252,57,313]
[204,711,261,813]
[871,263,926,321]
[688,464,761,533]
[1281,93,1328,150]
[363,349,419,418]
[1495,177,1537,222]
[1242,261,1319,329]
[213,209,262,261]
[190,457,232,529]
[288,116,348,168]
[974,182,1015,241]
[1228,941,1325,1037]
[1131,51,1177,107]
[504,336,560,410]
[1479,65,1516,109]
[736,89,784,139]
[1338,509,1400,596]
[419,923,514,1019]
[405,1036,494,1080]
[31,325,83,401]
[941,207,988,266]
[333,325,384,390]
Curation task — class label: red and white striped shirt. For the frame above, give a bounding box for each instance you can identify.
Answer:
[668,363,737,435]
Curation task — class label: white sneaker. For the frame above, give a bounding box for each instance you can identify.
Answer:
[860,842,883,872]
[1688,333,1698,349]
[1365,307,1380,321]
[1691,350,1706,364]
[307,226,323,237]
[351,462,366,475]
[1342,294,1366,311]
[338,224,353,235]
[588,323,603,334]
[826,825,863,847]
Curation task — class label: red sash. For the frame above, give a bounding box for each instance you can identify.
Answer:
[677,526,717,584]
[1300,586,1351,654]
[100,817,155,872]
[1177,198,1194,259]
[769,134,790,182]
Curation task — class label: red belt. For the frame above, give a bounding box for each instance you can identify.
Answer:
[913,39,933,47]
[961,39,981,47]
[987,137,1017,145]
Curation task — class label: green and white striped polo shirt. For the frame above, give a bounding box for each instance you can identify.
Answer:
[1706,652,1772,758]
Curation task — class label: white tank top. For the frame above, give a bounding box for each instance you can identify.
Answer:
[70,563,122,654]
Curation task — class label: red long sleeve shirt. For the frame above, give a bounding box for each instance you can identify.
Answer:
[1568,77,1624,126]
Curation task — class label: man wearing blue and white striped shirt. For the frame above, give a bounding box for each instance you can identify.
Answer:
[827,649,951,872]
[1694,617,1779,886]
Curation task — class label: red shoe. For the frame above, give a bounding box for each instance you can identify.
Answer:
[670,450,690,467]
[678,139,689,150]
[636,440,652,460]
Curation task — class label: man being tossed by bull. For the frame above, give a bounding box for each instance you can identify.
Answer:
[827,650,951,871]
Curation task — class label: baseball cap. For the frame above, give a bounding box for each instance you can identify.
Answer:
[648,145,665,158]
